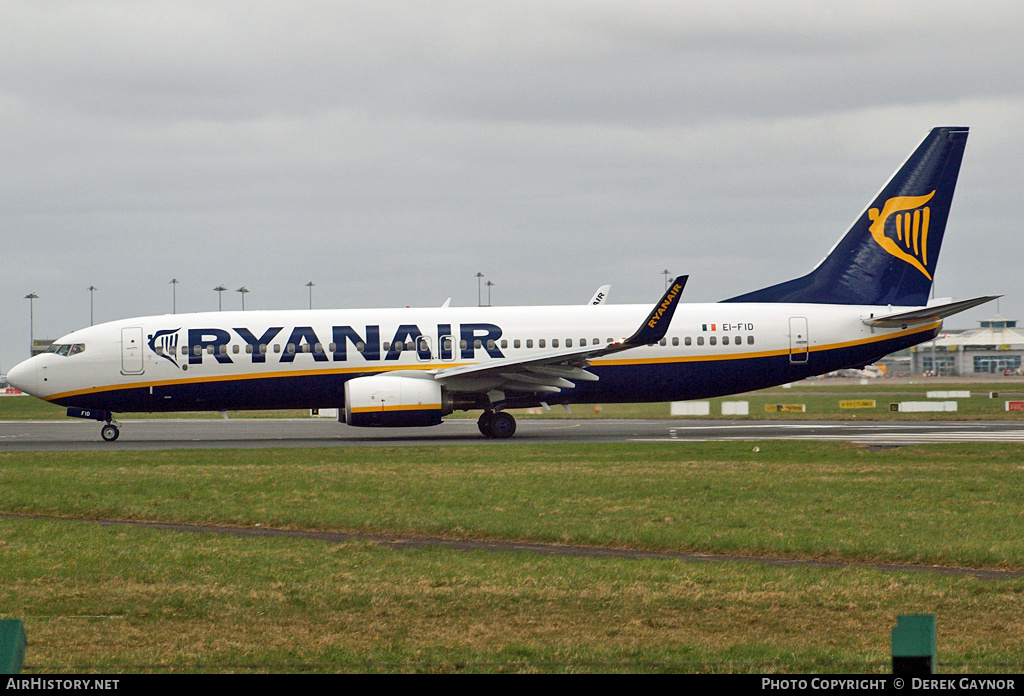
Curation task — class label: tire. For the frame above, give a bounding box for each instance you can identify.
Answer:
[487,411,517,439]
[100,424,120,442]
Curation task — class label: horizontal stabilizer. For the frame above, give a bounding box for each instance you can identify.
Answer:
[863,295,1000,327]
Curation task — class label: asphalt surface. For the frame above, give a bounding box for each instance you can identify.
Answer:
[3,416,1024,450]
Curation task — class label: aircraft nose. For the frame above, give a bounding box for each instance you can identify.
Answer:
[7,359,39,396]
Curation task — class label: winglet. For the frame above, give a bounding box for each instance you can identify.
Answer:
[623,276,688,345]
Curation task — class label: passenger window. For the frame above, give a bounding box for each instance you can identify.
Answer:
[514,339,521,349]
[487,340,496,350]
[526,339,534,348]
[552,339,559,348]
[356,342,365,352]
[566,339,573,348]
[685,337,692,346]
[286,344,296,354]
[274,344,281,353]
[383,342,391,352]
[672,337,679,346]
[709,336,717,346]
[246,345,254,354]
[232,345,240,354]
[747,336,755,345]
[218,345,227,355]
[460,340,468,350]
[501,339,508,349]
[155,346,164,356]
[328,343,336,353]
[659,338,666,346]
[260,344,268,354]
[406,341,414,351]
[194,346,202,356]
[474,339,482,349]
[539,339,546,348]
[723,336,730,346]
[697,337,704,346]
[735,335,741,345]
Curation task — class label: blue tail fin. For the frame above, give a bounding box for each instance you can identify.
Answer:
[724,126,969,306]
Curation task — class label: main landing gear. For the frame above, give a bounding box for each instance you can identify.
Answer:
[477,410,516,439]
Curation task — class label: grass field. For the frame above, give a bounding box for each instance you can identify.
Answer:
[2,441,1022,673]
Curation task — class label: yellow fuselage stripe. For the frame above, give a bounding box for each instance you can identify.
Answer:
[44,322,938,403]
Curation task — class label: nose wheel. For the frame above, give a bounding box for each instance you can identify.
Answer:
[478,411,516,439]
[100,422,120,442]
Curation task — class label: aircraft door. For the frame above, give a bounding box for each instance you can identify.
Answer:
[438,334,455,362]
[121,327,145,375]
[416,336,433,362]
[789,317,809,364]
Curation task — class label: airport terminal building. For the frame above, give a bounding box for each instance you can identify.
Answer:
[911,316,1024,375]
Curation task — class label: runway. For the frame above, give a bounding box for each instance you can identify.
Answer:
[3,417,1024,450]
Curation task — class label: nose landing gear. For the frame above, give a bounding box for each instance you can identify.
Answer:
[66,407,120,442]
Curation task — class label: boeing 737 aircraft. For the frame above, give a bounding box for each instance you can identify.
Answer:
[8,126,997,441]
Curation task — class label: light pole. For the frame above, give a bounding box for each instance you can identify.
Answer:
[24,293,38,357]
[236,286,249,310]
[662,269,672,290]
[476,272,485,307]
[88,286,97,325]
[485,280,494,307]
[306,281,315,310]
[213,285,227,311]
[170,278,180,314]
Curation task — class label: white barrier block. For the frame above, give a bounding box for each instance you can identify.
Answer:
[310,408,340,418]
[671,401,710,416]
[721,401,749,415]
[898,401,957,412]
[926,391,971,399]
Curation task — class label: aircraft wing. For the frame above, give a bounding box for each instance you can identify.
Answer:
[862,295,999,327]
[432,276,687,395]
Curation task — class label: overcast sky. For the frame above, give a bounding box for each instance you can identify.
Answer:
[3,1,1023,368]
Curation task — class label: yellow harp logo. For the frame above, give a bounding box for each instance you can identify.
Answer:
[867,191,936,279]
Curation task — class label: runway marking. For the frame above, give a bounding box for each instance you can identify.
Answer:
[1,511,1020,581]
[636,430,1024,445]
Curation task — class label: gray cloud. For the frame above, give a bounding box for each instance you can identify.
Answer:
[2,1,1023,368]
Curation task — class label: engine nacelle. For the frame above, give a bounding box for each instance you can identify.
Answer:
[344,374,447,427]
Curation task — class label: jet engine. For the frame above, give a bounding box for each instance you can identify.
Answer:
[343,374,449,427]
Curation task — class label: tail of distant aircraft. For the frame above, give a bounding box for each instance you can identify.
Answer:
[725,126,969,307]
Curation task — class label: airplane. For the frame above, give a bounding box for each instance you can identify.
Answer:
[8,126,998,442]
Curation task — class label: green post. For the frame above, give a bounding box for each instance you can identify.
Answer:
[892,614,936,675]
[0,619,27,675]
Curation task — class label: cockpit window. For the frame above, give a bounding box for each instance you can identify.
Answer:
[45,343,85,357]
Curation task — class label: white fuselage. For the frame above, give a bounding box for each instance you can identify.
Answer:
[8,301,937,414]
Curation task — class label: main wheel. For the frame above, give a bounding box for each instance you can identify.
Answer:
[477,411,495,436]
[100,424,120,442]
[486,411,517,439]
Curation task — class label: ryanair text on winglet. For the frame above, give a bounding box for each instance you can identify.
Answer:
[647,283,683,329]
